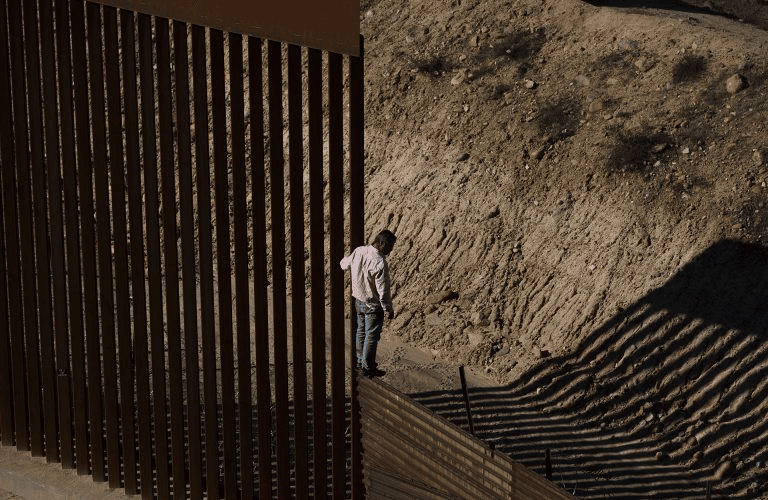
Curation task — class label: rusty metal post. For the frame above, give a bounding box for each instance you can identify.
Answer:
[459,366,475,436]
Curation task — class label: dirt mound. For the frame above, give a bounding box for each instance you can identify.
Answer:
[361,0,768,497]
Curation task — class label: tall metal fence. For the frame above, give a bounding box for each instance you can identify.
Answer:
[0,0,364,497]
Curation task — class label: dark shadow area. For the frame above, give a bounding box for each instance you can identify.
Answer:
[408,53,456,78]
[671,54,708,84]
[411,239,768,499]
[603,128,676,174]
[536,97,582,138]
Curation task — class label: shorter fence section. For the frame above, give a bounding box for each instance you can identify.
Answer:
[357,376,575,500]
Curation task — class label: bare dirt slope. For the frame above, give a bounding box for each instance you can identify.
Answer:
[359,0,768,497]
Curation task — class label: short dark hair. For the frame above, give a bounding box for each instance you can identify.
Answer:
[372,229,396,254]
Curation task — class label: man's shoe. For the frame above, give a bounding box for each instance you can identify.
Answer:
[362,366,386,377]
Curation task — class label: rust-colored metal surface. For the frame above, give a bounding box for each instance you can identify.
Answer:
[358,376,577,500]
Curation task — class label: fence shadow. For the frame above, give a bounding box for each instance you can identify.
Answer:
[412,239,768,499]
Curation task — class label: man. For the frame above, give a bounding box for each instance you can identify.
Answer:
[340,229,396,377]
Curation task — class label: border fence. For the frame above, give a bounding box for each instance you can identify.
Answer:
[0,0,364,497]
[0,0,574,498]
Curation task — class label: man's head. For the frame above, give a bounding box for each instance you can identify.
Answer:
[372,229,396,256]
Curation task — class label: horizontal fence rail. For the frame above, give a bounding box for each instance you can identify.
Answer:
[358,376,576,500]
[0,0,364,498]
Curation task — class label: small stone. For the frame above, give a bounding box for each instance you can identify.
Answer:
[532,346,542,358]
[524,79,536,89]
[693,451,704,461]
[530,146,545,160]
[487,206,500,219]
[606,77,619,86]
[713,460,733,480]
[425,313,443,327]
[444,332,452,343]
[451,69,467,85]
[726,74,747,94]
[425,290,459,305]
[753,149,764,165]
[724,116,733,124]
[574,75,590,86]
[588,99,604,113]
[470,310,490,327]
[469,35,480,47]
[458,54,467,62]
[496,347,510,357]
[405,35,415,44]
[655,451,666,462]
[458,152,470,162]
[634,56,656,72]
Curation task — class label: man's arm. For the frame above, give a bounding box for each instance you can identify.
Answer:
[374,263,394,319]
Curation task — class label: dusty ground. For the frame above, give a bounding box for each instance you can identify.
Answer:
[354,0,768,498]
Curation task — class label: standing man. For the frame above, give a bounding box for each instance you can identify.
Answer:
[340,229,396,377]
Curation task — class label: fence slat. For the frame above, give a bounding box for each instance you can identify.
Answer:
[0,0,17,448]
[174,18,203,500]
[8,0,37,455]
[71,0,102,476]
[87,3,122,484]
[229,31,255,500]
[287,42,308,500]
[103,6,137,489]
[40,0,73,468]
[121,10,152,496]
[307,46,327,500]
[24,0,57,461]
[248,35,273,500]
[328,50,346,500]
[155,17,187,499]
[268,39,291,499]
[348,35,365,500]
[210,27,238,500]
[139,13,171,499]
[34,0,69,465]
[58,0,87,474]
[192,24,220,500]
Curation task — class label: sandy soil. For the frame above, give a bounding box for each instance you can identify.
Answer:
[350,0,768,498]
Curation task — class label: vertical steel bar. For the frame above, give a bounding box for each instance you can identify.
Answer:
[192,24,219,500]
[138,12,171,500]
[210,28,238,500]
[248,35,273,500]
[348,35,366,500]
[0,0,17,448]
[268,39,291,498]
[459,366,475,436]
[57,0,87,473]
[155,17,186,499]
[0,182,11,445]
[104,5,136,489]
[71,0,103,476]
[174,18,203,500]
[229,31,255,500]
[121,10,152,496]
[287,42,308,500]
[9,0,40,455]
[25,0,56,460]
[328,51,346,500]
[307,46,327,500]
[87,3,122,483]
[40,0,73,468]
[33,0,67,465]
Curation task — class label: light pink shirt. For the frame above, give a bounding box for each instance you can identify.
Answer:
[340,245,393,312]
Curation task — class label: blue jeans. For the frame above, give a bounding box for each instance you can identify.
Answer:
[355,299,383,370]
